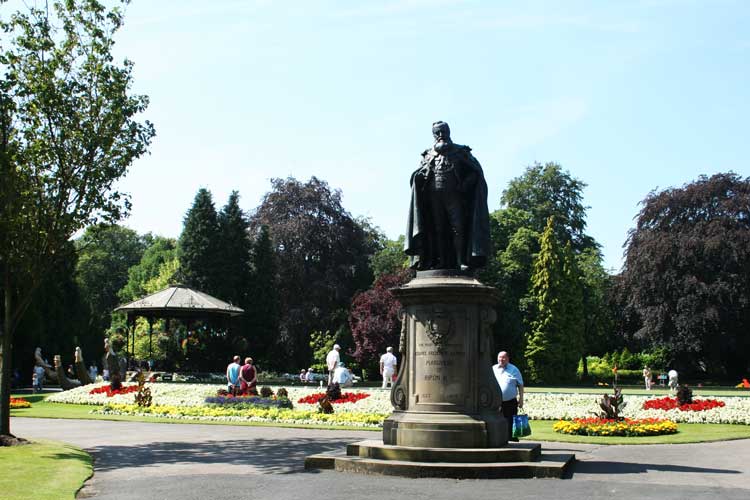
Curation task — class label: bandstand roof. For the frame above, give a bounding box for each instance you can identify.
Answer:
[114,284,244,319]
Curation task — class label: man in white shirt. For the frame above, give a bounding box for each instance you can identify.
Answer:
[326,344,341,384]
[379,346,398,389]
[493,350,524,442]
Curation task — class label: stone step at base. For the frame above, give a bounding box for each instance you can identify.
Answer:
[305,452,575,479]
[347,439,541,463]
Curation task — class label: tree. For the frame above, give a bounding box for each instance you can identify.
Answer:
[250,177,378,369]
[0,0,154,439]
[349,269,411,372]
[618,173,750,377]
[216,191,252,306]
[370,235,408,279]
[525,218,584,383]
[75,224,146,340]
[178,189,220,295]
[118,236,178,303]
[502,162,597,252]
[245,225,280,370]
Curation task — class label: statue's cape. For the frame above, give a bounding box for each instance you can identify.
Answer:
[404,144,490,269]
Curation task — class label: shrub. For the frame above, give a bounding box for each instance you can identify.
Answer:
[676,385,693,405]
[326,382,341,401]
[259,386,274,398]
[276,387,288,399]
[598,387,626,420]
[318,396,334,414]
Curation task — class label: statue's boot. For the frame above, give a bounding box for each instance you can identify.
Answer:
[74,347,93,385]
[54,355,81,391]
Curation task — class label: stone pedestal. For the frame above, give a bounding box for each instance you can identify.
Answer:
[304,271,577,479]
[383,271,506,448]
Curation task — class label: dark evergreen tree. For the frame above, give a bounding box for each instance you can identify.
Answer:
[618,173,750,377]
[178,189,220,295]
[246,225,281,370]
[525,218,584,383]
[216,191,252,306]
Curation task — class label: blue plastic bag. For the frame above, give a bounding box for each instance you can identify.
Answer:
[512,414,532,438]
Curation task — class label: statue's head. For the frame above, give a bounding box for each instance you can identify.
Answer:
[432,121,451,142]
[432,121,452,153]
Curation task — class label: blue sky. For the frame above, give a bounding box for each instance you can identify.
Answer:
[98,0,750,272]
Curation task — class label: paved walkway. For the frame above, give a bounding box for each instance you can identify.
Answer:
[11,417,750,500]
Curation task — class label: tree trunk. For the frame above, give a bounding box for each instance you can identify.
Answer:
[1,267,14,437]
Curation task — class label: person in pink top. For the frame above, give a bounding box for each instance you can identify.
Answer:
[239,357,257,395]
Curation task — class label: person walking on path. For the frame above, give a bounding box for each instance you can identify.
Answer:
[326,344,341,384]
[493,350,524,442]
[226,355,241,395]
[643,366,652,390]
[379,347,398,389]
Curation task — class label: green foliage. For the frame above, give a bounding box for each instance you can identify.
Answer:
[0,0,154,435]
[75,224,146,337]
[245,224,281,370]
[370,236,409,279]
[215,191,252,306]
[502,162,597,252]
[178,189,221,295]
[118,237,178,302]
[276,387,289,399]
[525,218,584,383]
[310,330,337,367]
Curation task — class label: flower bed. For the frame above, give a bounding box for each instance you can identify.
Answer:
[297,392,370,405]
[643,396,725,412]
[95,403,388,428]
[205,395,293,409]
[553,417,678,436]
[47,384,750,428]
[10,397,31,409]
[89,384,139,397]
[525,392,750,425]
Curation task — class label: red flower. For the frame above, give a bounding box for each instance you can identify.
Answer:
[297,392,370,405]
[89,384,139,397]
[642,396,725,412]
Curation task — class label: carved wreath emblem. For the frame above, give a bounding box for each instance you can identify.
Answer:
[426,310,454,353]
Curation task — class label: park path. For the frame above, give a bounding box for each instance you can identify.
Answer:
[10,417,750,500]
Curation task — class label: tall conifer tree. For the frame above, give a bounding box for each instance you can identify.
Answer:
[216,191,252,306]
[247,225,280,369]
[525,218,584,382]
[179,189,220,295]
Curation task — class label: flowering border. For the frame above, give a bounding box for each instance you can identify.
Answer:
[10,397,31,409]
[642,396,725,412]
[553,417,678,436]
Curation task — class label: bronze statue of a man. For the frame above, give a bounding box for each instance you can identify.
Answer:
[405,121,490,271]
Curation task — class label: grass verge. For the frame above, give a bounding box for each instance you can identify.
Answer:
[527,419,750,444]
[0,439,92,500]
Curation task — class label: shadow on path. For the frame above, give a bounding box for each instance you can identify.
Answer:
[88,436,345,474]
[574,460,741,475]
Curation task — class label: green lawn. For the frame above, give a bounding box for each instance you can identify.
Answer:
[527,419,750,445]
[0,439,92,500]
